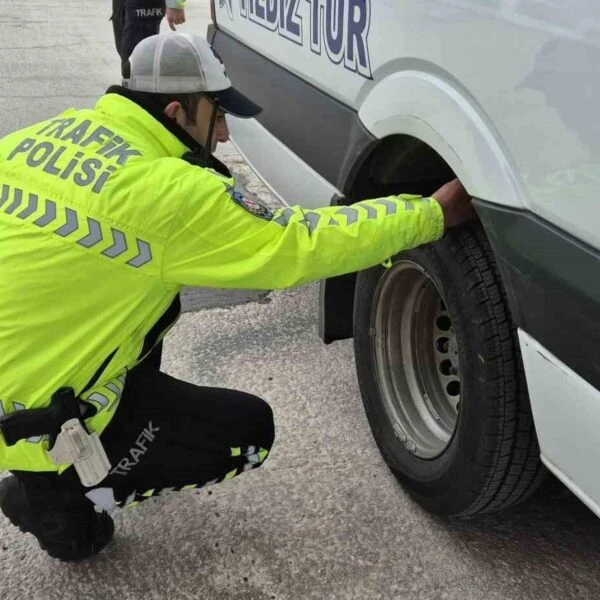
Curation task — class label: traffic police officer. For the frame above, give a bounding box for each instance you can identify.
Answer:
[112,0,187,79]
[0,32,473,561]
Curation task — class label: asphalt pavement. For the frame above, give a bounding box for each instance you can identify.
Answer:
[2,2,600,600]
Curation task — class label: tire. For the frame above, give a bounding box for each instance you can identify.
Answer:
[353,223,546,516]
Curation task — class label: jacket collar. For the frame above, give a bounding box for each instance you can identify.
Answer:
[100,86,232,177]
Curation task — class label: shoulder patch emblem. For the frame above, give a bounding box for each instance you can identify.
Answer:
[227,185,273,221]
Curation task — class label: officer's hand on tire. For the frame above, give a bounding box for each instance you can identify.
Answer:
[431,178,477,229]
[166,8,186,30]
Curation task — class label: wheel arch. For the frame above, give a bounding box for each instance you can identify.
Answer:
[319,133,457,343]
[320,68,525,344]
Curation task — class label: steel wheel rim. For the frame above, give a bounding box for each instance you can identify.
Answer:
[372,260,461,459]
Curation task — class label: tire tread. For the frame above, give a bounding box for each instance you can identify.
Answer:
[450,225,544,515]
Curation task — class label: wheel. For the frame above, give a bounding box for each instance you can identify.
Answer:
[353,223,546,516]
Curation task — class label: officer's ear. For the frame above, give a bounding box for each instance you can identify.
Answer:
[164,101,183,123]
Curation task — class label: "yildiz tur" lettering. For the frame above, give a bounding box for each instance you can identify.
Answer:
[239,0,372,79]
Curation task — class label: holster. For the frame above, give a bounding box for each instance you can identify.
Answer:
[0,388,81,447]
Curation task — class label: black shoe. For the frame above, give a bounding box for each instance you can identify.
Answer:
[0,475,114,561]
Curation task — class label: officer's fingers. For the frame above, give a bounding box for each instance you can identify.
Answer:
[168,19,177,30]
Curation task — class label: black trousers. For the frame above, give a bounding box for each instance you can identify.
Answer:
[111,0,166,78]
[14,351,275,511]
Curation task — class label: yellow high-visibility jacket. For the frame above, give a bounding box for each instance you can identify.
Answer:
[0,90,443,472]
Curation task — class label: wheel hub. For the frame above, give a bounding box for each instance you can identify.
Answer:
[372,261,461,459]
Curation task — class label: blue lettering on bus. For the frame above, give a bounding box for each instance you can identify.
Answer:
[236,0,372,78]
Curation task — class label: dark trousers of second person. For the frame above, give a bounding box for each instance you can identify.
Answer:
[112,0,166,79]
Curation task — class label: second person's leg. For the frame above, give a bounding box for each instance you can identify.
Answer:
[120,0,166,79]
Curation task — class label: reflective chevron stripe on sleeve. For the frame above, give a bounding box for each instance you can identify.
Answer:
[272,197,411,235]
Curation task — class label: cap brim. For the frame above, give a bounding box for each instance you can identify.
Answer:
[205,87,262,118]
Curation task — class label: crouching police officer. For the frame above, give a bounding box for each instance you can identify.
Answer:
[0,32,474,561]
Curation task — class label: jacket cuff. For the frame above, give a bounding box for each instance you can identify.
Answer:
[166,0,186,9]
[427,197,445,241]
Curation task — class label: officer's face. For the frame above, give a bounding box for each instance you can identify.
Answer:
[195,97,230,152]
[166,97,230,152]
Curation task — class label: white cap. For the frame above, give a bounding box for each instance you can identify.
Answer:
[128,32,261,118]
